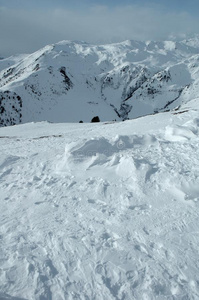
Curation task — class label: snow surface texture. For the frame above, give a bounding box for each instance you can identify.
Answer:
[1,98,199,299]
[0,38,199,126]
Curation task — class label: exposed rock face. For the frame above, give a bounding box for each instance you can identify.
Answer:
[0,91,22,126]
[91,116,100,123]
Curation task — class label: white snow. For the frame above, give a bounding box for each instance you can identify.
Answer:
[1,97,199,299]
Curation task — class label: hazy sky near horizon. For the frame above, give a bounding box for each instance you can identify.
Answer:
[0,0,199,57]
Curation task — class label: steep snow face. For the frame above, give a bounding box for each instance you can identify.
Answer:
[0,38,199,125]
[1,99,199,299]
[0,54,28,72]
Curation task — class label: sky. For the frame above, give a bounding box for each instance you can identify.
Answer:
[0,0,199,57]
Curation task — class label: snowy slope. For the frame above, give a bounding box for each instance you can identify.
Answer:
[0,55,28,73]
[0,38,199,126]
[1,98,199,299]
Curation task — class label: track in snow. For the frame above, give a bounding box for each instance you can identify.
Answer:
[1,105,199,299]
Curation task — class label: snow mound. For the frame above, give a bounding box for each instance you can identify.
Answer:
[56,134,157,179]
[165,117,199,141]
[70,134,157,157]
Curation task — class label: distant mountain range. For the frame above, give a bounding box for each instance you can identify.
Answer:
[0,38,199,126]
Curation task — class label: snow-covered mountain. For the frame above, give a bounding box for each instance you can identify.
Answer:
[0,38,199,126]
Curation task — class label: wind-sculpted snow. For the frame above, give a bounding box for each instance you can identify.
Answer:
[164,117,199,141]
[70,134,156,157]
[1,100,199,299]
[0,38,199,125]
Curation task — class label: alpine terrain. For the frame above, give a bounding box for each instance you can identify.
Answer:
[1,37,199,300]
[0,37,199,126]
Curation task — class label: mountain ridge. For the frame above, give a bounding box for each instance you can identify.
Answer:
[0,38,199,126]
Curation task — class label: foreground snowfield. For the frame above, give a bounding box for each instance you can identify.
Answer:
[1,99,199,300]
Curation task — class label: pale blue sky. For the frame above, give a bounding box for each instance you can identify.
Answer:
[1,0,199,13]
[0,0,199,14]
[0,0,199,56]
